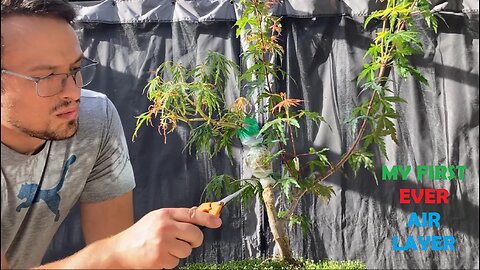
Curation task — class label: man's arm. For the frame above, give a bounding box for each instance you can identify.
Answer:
[0,237,117,270]
[80,191,134,244]
[1,250,8,269]
[77,96,136,244]
[3,208,222,269]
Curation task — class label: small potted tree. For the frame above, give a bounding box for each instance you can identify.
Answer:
[134,0,439,268]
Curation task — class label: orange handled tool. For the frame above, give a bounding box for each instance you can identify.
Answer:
[197,201,224,217]
[197,186,248,217]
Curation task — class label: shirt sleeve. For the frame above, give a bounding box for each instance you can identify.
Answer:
[79,98,136,202]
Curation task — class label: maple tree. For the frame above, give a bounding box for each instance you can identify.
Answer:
[134,0,439,262]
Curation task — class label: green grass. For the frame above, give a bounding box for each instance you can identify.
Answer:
[181,258,365,270]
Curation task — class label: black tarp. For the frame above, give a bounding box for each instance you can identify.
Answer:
[43,0,479,268]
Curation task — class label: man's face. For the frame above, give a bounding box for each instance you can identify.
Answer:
[1,15,83,140]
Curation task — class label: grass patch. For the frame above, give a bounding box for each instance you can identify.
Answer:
[181,258,365,269]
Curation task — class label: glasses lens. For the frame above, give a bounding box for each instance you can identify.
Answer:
[77,58,97,88]
[37,74,68,97]
[36,58,97,97]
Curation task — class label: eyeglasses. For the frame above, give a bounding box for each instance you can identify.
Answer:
[1,57,98,97]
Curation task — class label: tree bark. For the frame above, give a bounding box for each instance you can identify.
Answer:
[261,184,294,262]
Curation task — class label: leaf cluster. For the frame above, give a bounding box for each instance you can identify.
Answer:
[203,174,259,208]
[133,52,246,159]
[348,0,440,178]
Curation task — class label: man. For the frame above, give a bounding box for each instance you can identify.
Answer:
[0,0,222,268]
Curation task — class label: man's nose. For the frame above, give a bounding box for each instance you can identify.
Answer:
[60,74,81,100]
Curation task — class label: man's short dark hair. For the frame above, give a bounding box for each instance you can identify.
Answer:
[1,0,76,89]
[1,0,76,23]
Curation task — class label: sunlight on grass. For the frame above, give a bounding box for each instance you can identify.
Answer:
[181,258,366,270]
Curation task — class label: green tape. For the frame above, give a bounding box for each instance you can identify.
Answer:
[236,117,260,141]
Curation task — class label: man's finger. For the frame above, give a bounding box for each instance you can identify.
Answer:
[169,238,193,259]
[188,206,197,219]
[165,208,222,228]
[172,222,203,247]
[161,254,180,270]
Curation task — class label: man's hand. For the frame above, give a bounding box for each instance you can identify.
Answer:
[110,208,222,269]
[28,208,222,269]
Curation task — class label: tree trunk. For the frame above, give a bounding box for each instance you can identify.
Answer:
[261,184,294,262]
[243,145,294,261]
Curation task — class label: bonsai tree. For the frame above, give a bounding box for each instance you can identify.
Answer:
[134,0,439,263]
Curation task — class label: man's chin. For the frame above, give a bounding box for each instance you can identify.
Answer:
[54,120,79,140]
[9,119,79,141]
[42,120,78,141]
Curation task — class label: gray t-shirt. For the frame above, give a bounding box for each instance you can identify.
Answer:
[1,89,136,268]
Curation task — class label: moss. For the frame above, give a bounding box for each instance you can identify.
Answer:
[181,258,365,270]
